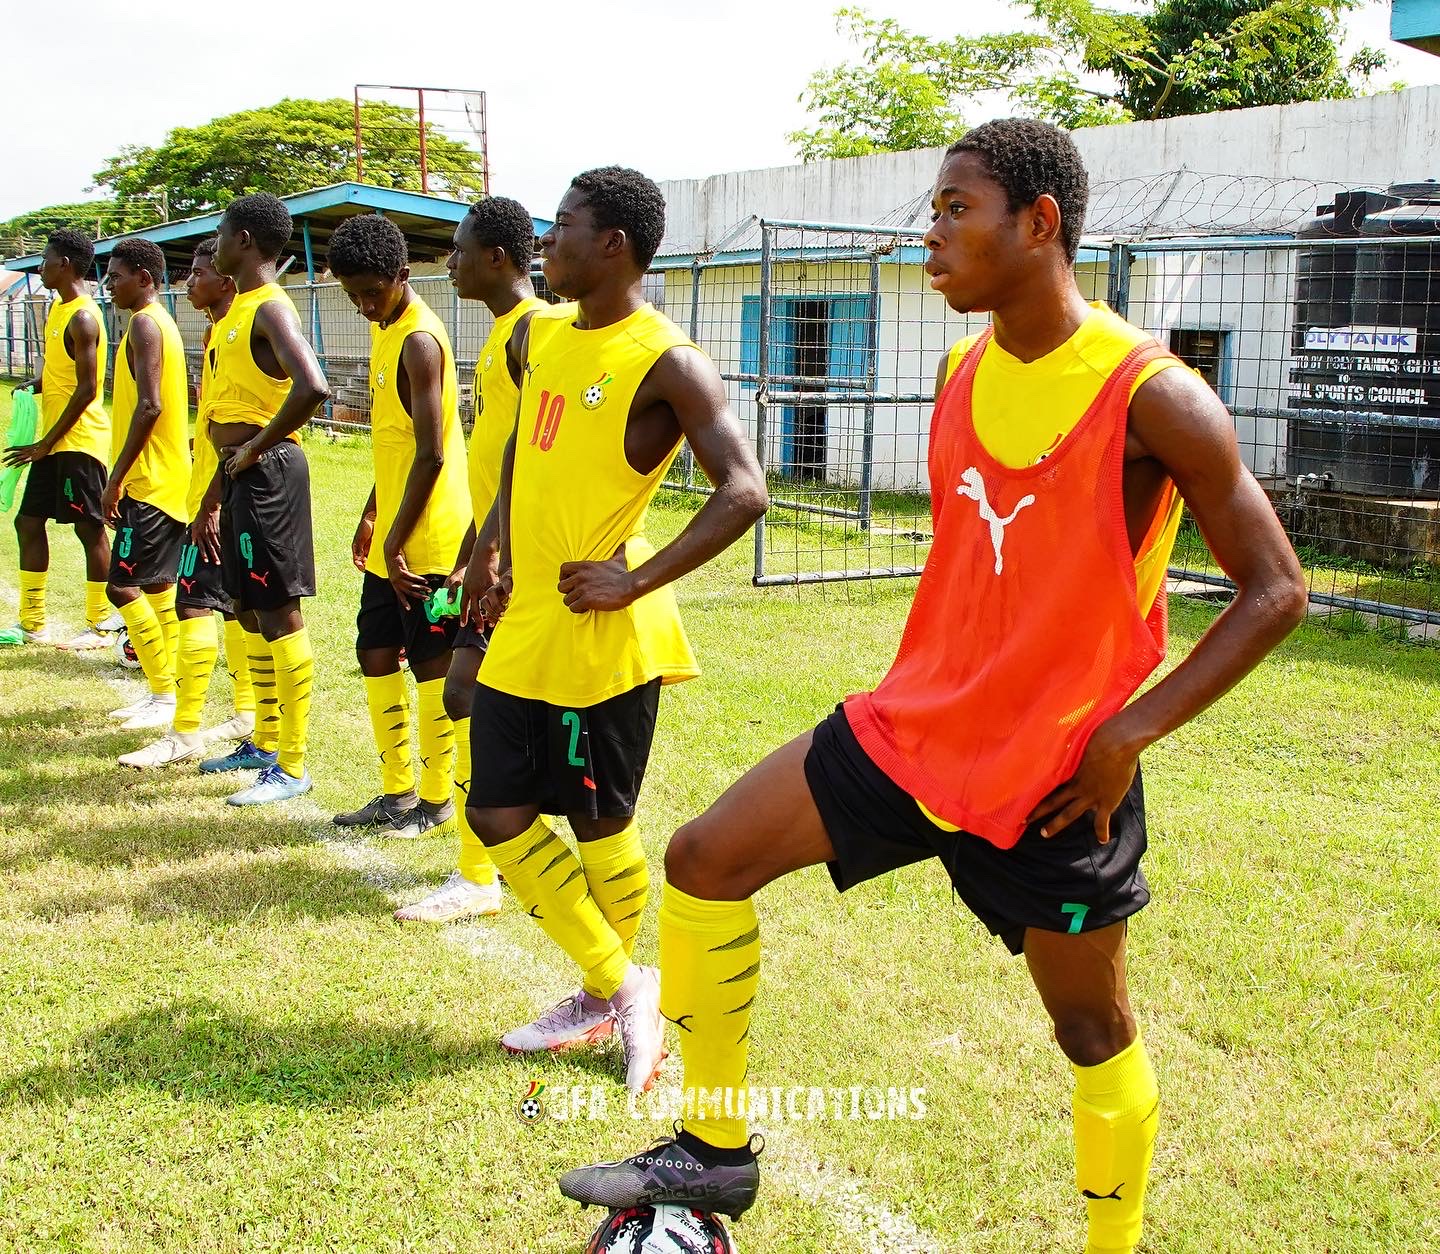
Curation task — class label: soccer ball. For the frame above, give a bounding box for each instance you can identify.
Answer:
[115,629,141,670]
[583,383,605,408]
[518,1097,543,1122]
[585,1204,735,1254]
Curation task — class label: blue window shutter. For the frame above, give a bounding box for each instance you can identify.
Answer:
[740,295,760,391]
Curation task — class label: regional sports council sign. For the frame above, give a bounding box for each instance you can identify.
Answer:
[1290,326,1440,413]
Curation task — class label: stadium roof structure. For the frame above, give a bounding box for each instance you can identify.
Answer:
[4,182,554,282]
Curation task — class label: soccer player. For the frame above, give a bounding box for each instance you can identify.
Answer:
[327,212,470,839]
[558,120,1309,1251]
[395,195,549,925]
[120,237,257,769]
[97,238,191,736]
[467,167,768,1092]
[5,228,112,649]
[204,193,329,806]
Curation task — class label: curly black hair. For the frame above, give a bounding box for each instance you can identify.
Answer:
[110,237,167,288]
[569,167,666,271]
[193,235,220,263]
[222,192,292,260]
[327,213,407,279]
[949,119,1089,263]
[47,227,95,275]
[465,196,534,270]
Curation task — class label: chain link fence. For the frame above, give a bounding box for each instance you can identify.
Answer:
[4,222,1438,629]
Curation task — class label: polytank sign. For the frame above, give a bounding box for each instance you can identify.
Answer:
[1302,326,1418,353]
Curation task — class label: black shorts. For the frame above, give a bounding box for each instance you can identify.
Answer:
[17,451,105,525]
[806,706,1150,956]
[175,540,232,613]
[452,618,492,653]
[356,571,458,665]
[219,441,315,612]
[469,678,661,819]
[109,497,186,588]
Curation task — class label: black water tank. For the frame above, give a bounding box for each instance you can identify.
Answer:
[1287,184,1440,497]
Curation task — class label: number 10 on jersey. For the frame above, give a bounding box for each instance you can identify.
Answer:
[530,390,565,452]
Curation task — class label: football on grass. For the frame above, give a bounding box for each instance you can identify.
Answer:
[585,1203,735,1254]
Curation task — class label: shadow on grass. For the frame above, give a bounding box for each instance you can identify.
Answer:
[0,998,510,1109]
[22,853,400,924]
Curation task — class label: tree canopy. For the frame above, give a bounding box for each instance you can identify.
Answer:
[92,97,487,218]
[789,0,1386,161]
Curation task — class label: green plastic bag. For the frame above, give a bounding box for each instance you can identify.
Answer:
[0,388,38,512]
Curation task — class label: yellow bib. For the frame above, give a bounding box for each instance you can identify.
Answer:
[945,302,1185,617]
[480,303,700,706]
[110,303,191,523]
[40,294,109,463]
[468,295,552,529]
[201,283,297,434]
[186,330,220,523]
[366,293,470,579]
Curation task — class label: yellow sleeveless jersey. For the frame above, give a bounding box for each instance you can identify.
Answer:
[110,303,192,523]
[468,295,552,528]
[481,302,700,705]
[41,293,109,463]
[201,283,297,436]
[945,302,1185,616]
[366,294,470,579]
[187,329,220,522]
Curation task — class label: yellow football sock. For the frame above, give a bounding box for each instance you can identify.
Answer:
[579,822,649,960]
[364,671,413,796]
[85,580,109,632]
[415,676,454,807]
[246,631,279,754]
[173,615,219,735]
[18,570,46,633]
[662,884,759,1150]
[486,817,628,999]
[270,626,313,779]
[222,618,254,715]
[116,597,171,697]
[453,716,496,887]
[1073,1034,1160,1254]
[144,586,179,681]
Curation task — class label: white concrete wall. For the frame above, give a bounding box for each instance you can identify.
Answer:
[659,85,1440,254]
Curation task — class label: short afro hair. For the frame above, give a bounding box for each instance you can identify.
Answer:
[47,228,95,275]
[327,213,408,280]
[569,167,666,271]
[222,192,292,260]
[948,119,1089,263]
[110,238,167,288]
[465,196,535,271]
[193,235,220,264]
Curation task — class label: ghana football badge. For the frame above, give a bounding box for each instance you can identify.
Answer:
[226,326,239,343]
[516,1080,547,1126]
[377,367,386,389]
[483,352,494,370]
[582,371,614,410]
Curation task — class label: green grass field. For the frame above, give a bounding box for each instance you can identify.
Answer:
[1,380,1438,1252]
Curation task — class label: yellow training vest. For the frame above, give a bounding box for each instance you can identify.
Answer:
[366,293,470,579]
[187,327,220,522]
[40,293,109,463]
[481,302,700,706]
[110,303,192,523]
[468,295,552,529]
[201,283,297,436]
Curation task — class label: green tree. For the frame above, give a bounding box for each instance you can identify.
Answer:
[0,200,162,260]
[1035,0,1385,119]
[93,97,486,217]
[790,1,1385,160]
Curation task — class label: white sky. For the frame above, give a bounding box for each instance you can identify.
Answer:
[2,0,1434,224]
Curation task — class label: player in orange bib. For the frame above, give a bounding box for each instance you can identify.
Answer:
[467,168,767,1093]
[560,121,1308,1250]
[5,228,113,649]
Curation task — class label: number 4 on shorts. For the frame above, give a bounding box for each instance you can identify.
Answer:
[1060,902,1090,934]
